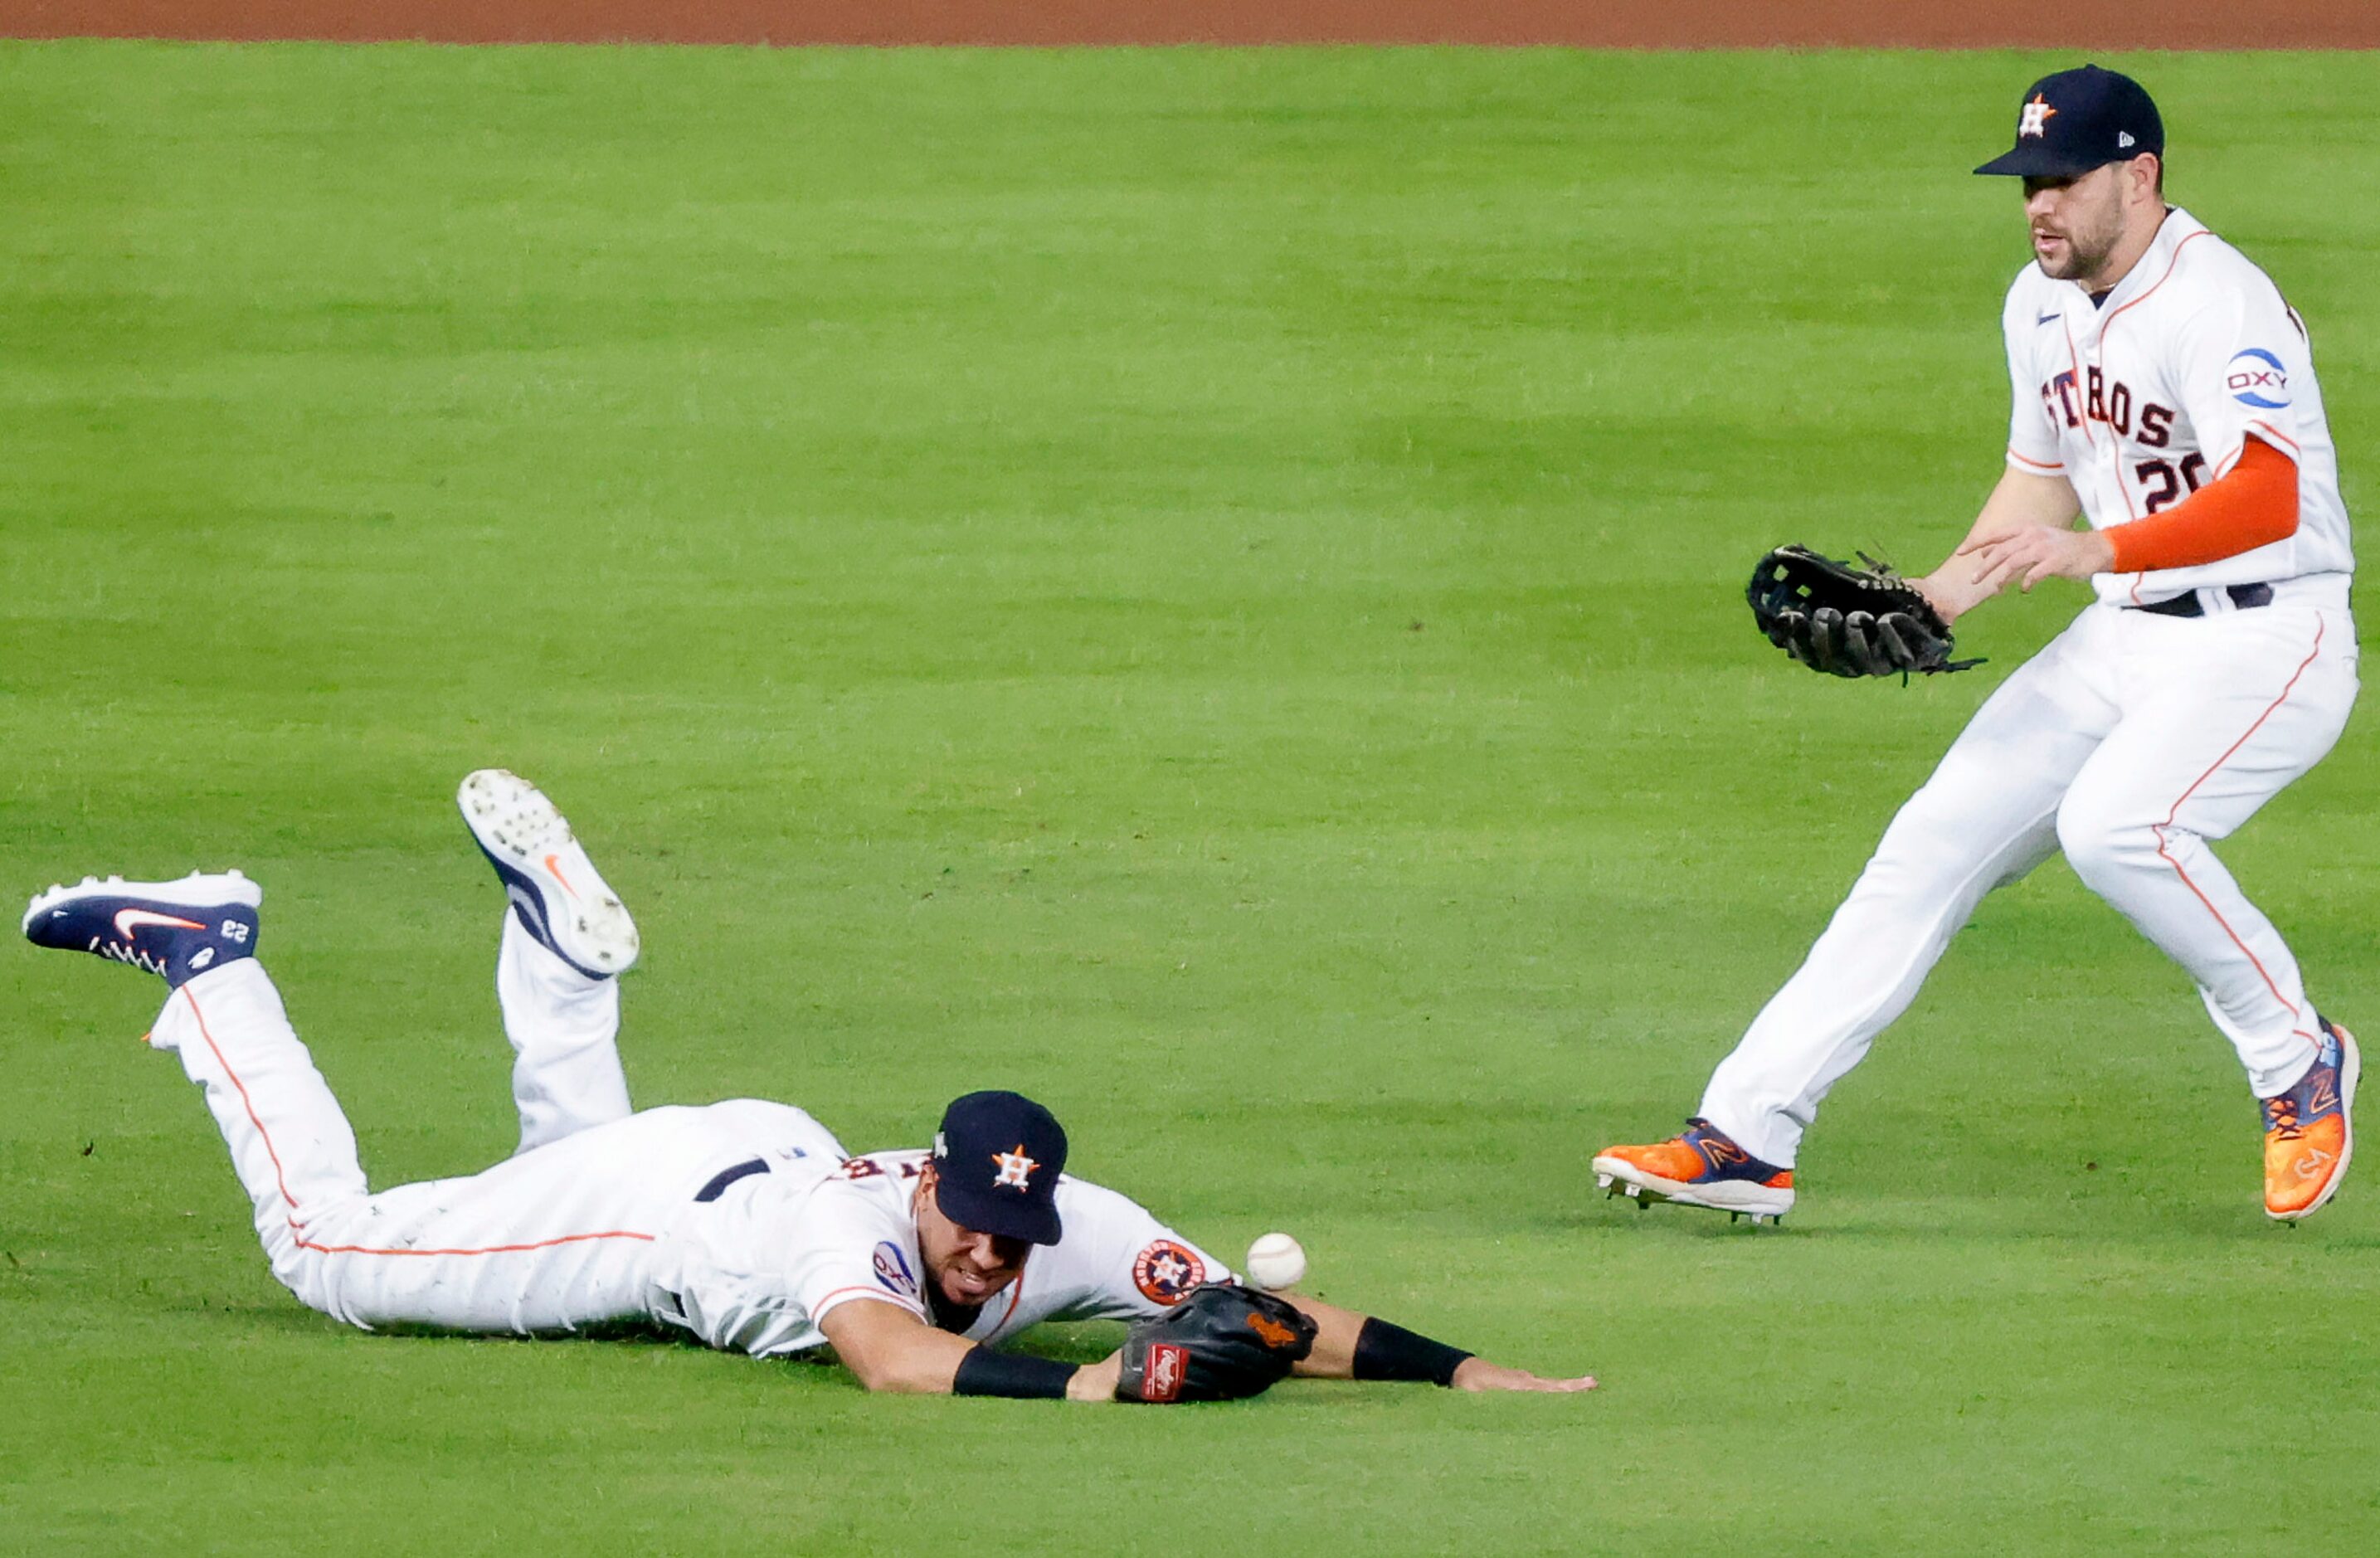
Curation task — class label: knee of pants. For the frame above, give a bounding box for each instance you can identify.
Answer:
[2056,791,2165,890]
[1857,791,2037,903]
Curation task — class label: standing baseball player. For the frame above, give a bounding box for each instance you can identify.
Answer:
[1597,65,2358,1224]
[24,771,1592,1402]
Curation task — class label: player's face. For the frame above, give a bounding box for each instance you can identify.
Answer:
[914,1167,1032,1307]
[2021,163,2128,283]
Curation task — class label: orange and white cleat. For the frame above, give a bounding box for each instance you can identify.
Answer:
[2263,1019,2358,1221]
[1593,1117,1794,1224]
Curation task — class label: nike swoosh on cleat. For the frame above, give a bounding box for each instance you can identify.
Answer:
[544,854,581,900]
[114,908,207,937]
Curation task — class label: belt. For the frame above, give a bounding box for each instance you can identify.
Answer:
[694,1156,771,1202]
[2131,583,2275,619]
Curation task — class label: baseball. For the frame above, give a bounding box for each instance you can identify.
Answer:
[1244,1232,1306,1291]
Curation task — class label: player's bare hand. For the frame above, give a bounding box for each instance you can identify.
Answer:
[1910,567,1982,623]
[1957,524,2114,594]
[1448,1357,1598,1394]
[1065,1351,1124,1402]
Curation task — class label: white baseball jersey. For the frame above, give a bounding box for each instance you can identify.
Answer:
[1700,203,2361,1170]
[141,916,1234,1366]
[2002,207,2353,605]
[651,1148,1232,1359]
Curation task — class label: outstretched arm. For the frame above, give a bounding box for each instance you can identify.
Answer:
[820,1295,1127,1400]
[818,1298,977,1394]
[1913,467,2086,621]
[1284,1295,1595,1395]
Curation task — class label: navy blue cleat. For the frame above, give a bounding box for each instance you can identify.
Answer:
[23,871,263,986]
[458,769,639,979]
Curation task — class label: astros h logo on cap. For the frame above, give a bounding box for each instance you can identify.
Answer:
[1976,64,2163,179]
[930,1090,1068,1244]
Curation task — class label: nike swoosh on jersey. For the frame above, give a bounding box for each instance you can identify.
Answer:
[113,908,207,937]
[2036,312,2061,326]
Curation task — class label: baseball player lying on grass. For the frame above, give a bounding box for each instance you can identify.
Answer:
[24,771,1591,1404]
[1600,65,2358,1227]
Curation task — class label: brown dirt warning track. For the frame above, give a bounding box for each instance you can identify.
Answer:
[1,0,2374,49]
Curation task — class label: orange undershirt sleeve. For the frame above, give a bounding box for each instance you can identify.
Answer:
[2103,438,2300,574]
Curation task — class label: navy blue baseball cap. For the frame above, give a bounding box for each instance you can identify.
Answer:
[1976,65,2163,178]
[928,1090,1068,1245]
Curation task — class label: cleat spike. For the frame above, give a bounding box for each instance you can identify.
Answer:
[1595,1173,1613,1189]
[1633,1194,1649,1211]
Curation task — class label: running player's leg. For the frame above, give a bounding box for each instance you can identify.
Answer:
[458,769,640,1152]
[2055,601,2358,1212]
[1696,619,2121,1165]
[1598,613,2122,1207]
[2057,604,2354,1089]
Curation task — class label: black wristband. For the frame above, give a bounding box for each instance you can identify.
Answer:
[1352,1317,1473,1387]
[952,1347,1078,1400]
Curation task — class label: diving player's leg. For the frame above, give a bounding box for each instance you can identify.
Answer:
[458,769,640,1153]
[495,913,631,1153]
[314,1103,846,1336]
[1597,613,2121,1213]
[2055,601,2358,1217]
[22,872,372,1314]
[150,960,378,1312]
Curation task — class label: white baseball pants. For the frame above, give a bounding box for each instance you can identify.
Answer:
[148,913,830,1334]
[1701,583,2358,1166]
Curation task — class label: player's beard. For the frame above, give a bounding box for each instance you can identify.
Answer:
[2033,186,2126,285]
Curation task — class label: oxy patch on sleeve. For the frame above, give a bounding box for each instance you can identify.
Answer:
[2227,348,2290,410]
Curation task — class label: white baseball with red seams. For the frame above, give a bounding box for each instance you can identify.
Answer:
[1696,207,2358,1167]
[1244,1232,1306,1291]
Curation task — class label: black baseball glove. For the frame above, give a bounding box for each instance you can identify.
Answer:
[1114,1282,1318,1404]
[1746,545,1979,679]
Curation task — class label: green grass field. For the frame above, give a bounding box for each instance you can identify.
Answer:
[4,41,2378,1554]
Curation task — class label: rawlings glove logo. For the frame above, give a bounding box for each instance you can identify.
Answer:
[1141,1343,1186,1402]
